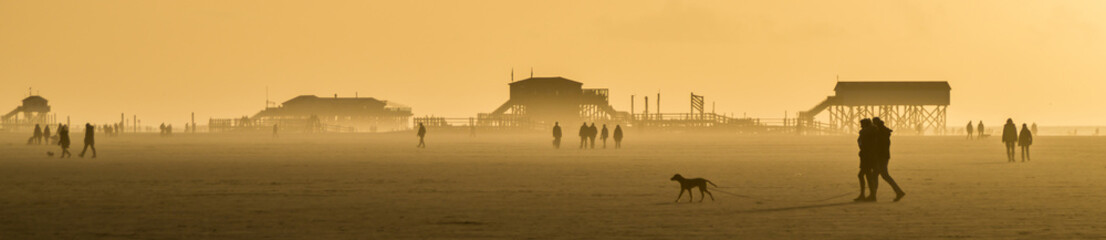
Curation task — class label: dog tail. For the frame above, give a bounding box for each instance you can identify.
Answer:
[707,180,718,188]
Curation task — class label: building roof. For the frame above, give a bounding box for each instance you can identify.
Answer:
[22,95,47,102]
[282,95,384,105]
[509,77,583,86]
[834,81,951,91]
[254,94,411,118]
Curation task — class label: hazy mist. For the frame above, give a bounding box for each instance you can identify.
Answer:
[2,0,1104,126]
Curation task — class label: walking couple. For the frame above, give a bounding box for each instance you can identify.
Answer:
[854,117,906,202]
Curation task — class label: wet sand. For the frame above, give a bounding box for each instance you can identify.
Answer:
[1,132,1104,239]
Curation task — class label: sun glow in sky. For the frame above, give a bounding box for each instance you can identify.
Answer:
[2,0,1105,126]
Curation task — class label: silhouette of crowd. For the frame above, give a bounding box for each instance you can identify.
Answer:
[159,123,173,136]
[570,122,622,149]
[968,119,1034,162]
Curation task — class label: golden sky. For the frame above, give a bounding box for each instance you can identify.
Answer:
[2,0,1105,126]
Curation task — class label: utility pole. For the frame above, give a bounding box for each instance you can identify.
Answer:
[656,92,661,119]
[133,115,137,132]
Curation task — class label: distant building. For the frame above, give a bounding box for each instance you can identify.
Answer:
[476,77,628,126]
[799,81,951,134]
[211,95,412,133]
[2,95,56,132]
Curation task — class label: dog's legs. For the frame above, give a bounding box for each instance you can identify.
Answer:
[687,189,693,202]
[702,187,715,201]
[675,189,684,202]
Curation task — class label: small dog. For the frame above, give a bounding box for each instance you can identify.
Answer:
[670,174,716,202]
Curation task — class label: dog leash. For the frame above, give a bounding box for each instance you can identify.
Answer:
[708,187,855,203]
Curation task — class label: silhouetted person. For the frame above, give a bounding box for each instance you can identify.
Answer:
[578,123,588,149]
[600,124,609,148]
[29,124,42,145]
[867,117,905,202]
[854,118,875,202]
[159,123,166,136]
[273,124,279,138]
[613,125,623,149]
[966,121,973,139]
[79,123,96,158]
[416,123,427,148]
[588,123,598,149]
[1031,123,1038,136]
[42,125,51,144]
[552,122,562,149]
[57,125,71,158]
[1019,123,1032,162]
[1001,118,1017,162]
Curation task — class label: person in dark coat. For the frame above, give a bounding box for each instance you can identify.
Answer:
[42,125,51,144]
[416,123,427,148]
[57,125,71,158]
[1001,118,1018,162]
[1018,123,1033,162]
[28,124,42,145]
[854,118,875,202]
[866,117,905,202]
[552,122,562,149]
[588,123,598,149]
[79,123,96,158]
[966,121,973,139]
[600,124,609,149]
[613,125,623,149]
[578,123,588,149]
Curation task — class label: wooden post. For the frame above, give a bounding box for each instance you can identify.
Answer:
[191,112,196,133]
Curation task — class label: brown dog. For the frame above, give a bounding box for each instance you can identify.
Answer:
[670,174,716,202]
